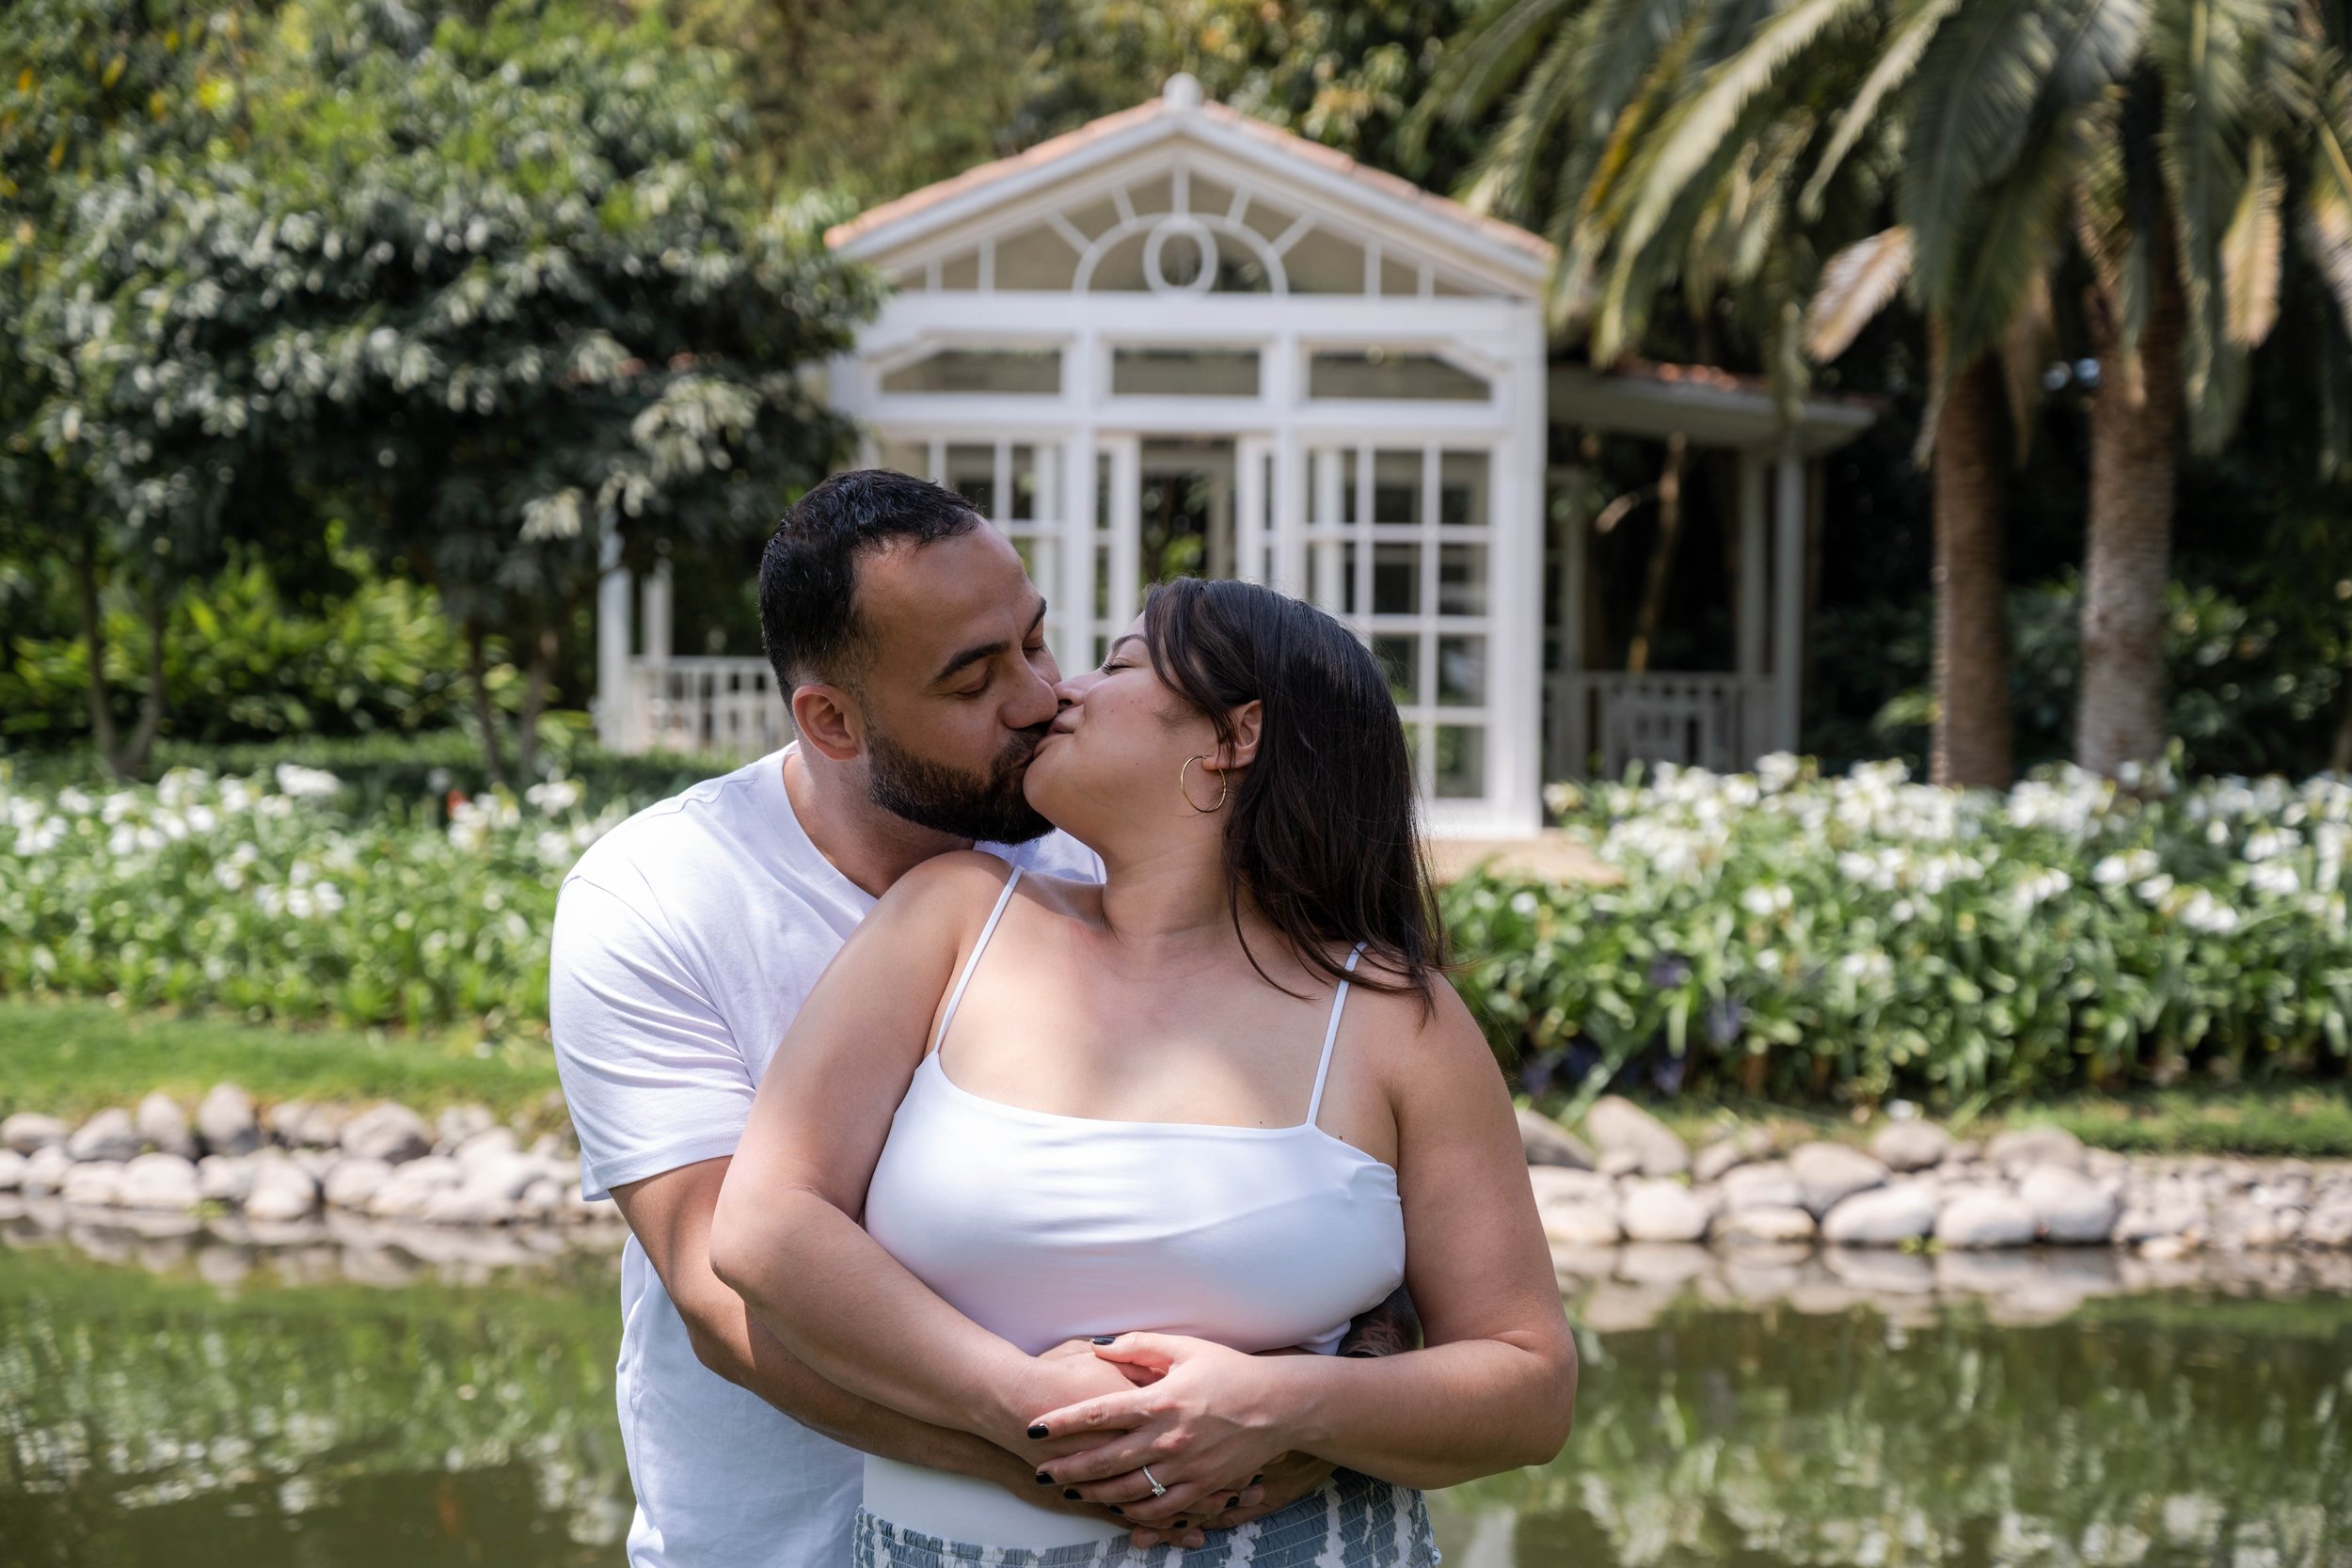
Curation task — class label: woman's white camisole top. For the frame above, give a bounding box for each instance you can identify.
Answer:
[859,866,1407,1546]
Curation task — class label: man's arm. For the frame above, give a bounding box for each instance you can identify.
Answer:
[613,1155,1038,1489]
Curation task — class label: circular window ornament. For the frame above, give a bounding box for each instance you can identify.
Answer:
[1144,216,1217,296]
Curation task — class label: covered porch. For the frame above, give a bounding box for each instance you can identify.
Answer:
[1545,361,1874,782]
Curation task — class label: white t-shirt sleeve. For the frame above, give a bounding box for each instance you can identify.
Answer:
[550,874,755,1200]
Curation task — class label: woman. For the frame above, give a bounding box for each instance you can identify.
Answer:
[711,578,1575,1565]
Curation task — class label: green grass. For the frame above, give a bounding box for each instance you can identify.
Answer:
[0,998,564,1126]
[1549,1081,2352,1162]
[2009,1085,2352,1159]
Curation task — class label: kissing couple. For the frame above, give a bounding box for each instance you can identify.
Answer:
[550,467,1576,1567]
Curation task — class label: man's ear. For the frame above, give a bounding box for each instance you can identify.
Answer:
[789,682,864,762]
[1214,699,1264,773]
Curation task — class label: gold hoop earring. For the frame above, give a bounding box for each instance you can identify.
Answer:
[1179,754,1229,814]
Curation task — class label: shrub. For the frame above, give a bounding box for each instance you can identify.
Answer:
[1,531,485,747]
[1447,757,2352,1110]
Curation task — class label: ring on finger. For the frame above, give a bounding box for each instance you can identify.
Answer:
[1141,1465,1168,1499]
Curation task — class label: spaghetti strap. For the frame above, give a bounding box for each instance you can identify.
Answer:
[1303,943,1367,1128]
[931,865,1024,1052]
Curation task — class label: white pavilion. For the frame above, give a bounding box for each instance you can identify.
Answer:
[597,76,1873,837]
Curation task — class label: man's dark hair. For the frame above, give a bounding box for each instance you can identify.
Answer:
[758,468,981,690]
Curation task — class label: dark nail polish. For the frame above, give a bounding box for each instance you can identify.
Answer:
[1109,1505,1123,1514]
[1026,1422,1049,1439]
[1034,1471,1052,1484]
[1173,1518,1187,1528]
[1089,1335,1118,1344]
[1250,1474,1263,1485]
[1062,1488,1081,1501]
[1227,1496,1241,1509]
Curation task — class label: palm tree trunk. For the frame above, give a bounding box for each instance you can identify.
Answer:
[1930,342,2014,788]
[2077,250,2186,779]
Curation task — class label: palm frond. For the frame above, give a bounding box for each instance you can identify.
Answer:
[1805,225,1915,358]
[1936,100,2085,388]
[1801,0,1964,218]
[1610,0,1875,274]
[1406,0,1587,164]
[2073,82,2168,397]
[1900,0,2074,303]
[1458,18,1590,219]
[2152,0,2271,446]
[2220,135,2284,345]
[2300,63,2352,335]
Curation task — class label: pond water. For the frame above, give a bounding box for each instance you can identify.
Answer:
[4,1238,2348,1568]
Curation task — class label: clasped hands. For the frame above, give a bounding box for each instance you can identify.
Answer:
[1012,1333,1327,1551]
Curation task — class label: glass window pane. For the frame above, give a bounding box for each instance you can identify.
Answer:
[1439,451,1488,527]
[1111,347,1260,396]
[1309,539,1358,615]
[1307,351,1489,401]
[1373,451,1422,525]
[878,438,930,480]
[1374,634,1420,705]
[945,444,995,518]
[1438,544,1487,616]
[1011,445,1040,520]
[1284,228,1367,293]
[1372,543,1420,614]
[1437,636,1486,705]
[940,250,980,291]
[992,226,1080,292]
[1435,724,1486,799]
[1378,256,1420,297]
[880,347,1061,395]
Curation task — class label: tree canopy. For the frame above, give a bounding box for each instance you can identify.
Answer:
[12,0,874,778]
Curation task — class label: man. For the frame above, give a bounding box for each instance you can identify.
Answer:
[551,469,1406,1568]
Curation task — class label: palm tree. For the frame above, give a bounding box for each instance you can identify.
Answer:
[1420,0,2352,784]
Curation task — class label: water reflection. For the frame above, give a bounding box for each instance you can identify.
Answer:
[4,1234,2346,1568]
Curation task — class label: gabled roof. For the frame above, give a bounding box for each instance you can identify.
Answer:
[826,75,1555,296]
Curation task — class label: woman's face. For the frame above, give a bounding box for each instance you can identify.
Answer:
[1023,614,1223,832]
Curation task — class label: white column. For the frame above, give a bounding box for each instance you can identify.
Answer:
[642,558,674,752]
[1772,444,1805,754]
[1737,451,1768,682]
[1486,299,1548,832]
[595,521,632,750]
[642,559,674,668]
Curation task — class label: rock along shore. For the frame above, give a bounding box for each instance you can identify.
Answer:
[1520,1096,2352,1259]
[0,1089,615,1231]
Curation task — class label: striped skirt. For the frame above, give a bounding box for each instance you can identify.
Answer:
[850,1469,1438,1568]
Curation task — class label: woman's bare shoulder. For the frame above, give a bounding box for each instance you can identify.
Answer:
[1341,961,1506,1097]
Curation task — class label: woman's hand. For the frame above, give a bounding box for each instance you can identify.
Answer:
[1025,1333,1308,1525]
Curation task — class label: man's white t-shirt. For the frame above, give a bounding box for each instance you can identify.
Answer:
[548,746,1101,1568]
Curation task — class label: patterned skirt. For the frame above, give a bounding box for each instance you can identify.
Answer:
[850,1468,1438,1568]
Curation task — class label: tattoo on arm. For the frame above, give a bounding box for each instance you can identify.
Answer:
[1336,1284,1422,1360]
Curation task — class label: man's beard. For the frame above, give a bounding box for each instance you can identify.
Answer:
[866,723,1053,844]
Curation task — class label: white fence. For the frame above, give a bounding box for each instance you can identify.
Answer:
[1549,672,1772,780]
[613,657,794,758]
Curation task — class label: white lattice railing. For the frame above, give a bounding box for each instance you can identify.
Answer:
[621,657,794,758]
[1549,673,1771,779]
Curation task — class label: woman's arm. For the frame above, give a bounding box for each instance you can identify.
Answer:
[707,853,1135,1447]
[1032,984,1577,1505]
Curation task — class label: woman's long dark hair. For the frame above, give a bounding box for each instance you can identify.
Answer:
[1139,577,1444,1003]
